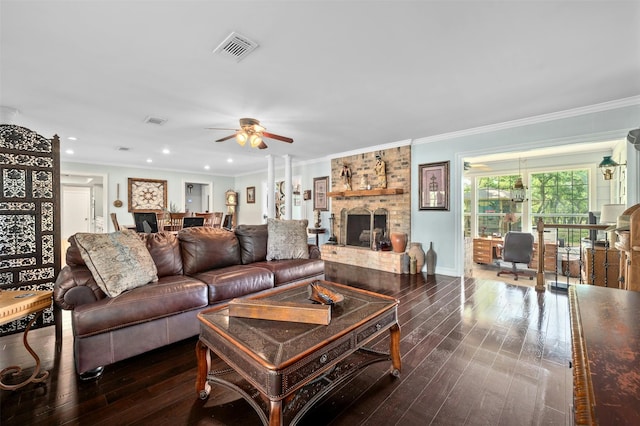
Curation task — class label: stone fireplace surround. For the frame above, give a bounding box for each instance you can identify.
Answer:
[320,145,411,273]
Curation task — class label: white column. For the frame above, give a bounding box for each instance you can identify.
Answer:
[284,154,292,219]
[267,154,275,219]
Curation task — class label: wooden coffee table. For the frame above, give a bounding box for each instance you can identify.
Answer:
[195,280,401,426]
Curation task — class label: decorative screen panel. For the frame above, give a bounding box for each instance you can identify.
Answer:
[0,125,60,335]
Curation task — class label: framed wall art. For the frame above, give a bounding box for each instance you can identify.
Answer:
[418,161,450,211]
[246,186,255,204]
[313,176,329,211]
[128,178,167,212]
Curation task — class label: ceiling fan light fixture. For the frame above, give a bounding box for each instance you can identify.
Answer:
[236,132,248,146]
[249,133,262,148]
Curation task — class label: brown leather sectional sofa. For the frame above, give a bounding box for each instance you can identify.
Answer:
[54,225,324,378]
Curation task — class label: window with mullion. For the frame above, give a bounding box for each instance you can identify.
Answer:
[530,169,589,245]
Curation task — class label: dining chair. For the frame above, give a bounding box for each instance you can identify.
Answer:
[168,212,190,232]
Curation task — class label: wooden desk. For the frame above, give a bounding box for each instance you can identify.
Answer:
[0,290,52,390]
[569,285,640,424]
[473,237,503,264]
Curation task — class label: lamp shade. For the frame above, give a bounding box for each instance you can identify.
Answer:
[598,156,619,169]
[599,203,626,224]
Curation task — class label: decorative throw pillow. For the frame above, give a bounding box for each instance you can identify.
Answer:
[266,219,310,261]
[74,230,158,297]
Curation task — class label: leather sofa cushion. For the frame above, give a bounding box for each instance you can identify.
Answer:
[178,227,241,275]
[141,232,183,277]
[192,265,274,303]
[72,275,208,337]
[235,224,268,264]
[66,236,85,266]
[251,259,325,286]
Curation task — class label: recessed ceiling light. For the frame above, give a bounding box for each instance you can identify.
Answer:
[227,158,233,163]
[204,165,210,170]
[162,148,170,154]
[67,136,77,141]
[65,149,74,154]
[146,158,153,163]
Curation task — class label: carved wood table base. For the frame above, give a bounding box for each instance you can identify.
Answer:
[0,290,52,391]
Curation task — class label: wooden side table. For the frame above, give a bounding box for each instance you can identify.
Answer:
[308,227,326,246]
[0,290,52,390]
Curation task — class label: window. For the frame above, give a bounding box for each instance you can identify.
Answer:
[475,174,522,236]
[530,169,589,245]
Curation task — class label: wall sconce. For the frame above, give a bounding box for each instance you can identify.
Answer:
[598,156,626,180]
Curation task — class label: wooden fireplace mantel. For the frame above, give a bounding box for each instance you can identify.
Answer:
[327,188,404,198]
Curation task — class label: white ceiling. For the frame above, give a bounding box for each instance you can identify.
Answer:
[2,1,639,176]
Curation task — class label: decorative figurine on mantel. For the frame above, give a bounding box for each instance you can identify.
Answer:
[314,209,322,228]
[340,163,352,190]
[359,174,369,190]
[374,153,387,189]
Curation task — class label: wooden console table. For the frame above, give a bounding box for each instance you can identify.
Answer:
[0,290,52,390]
[569,285,640,424]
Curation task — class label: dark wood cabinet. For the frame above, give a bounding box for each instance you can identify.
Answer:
[582,246,621,287]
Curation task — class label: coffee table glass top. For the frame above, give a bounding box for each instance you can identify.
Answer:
[198,280,398,369]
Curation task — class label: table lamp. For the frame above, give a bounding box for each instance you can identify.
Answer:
[600,203,626,245]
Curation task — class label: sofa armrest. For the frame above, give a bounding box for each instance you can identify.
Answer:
[54,265,107,310]
[308,244,321,259]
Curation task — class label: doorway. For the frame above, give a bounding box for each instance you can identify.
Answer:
[184,180,213,213]
[60,173,106,263]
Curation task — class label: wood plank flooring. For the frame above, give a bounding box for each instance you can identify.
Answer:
[0,262,572,425]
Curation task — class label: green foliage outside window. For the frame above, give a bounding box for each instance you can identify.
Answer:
[468,169,590,244]
[530,169,589,245]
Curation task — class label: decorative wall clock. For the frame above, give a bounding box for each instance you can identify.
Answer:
[128,178,167,212]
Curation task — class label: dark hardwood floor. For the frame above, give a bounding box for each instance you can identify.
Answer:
[1,262,572,425]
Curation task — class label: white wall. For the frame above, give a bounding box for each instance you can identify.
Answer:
[61,161,234,231]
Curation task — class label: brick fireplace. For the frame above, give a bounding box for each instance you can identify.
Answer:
[320,145,411,273]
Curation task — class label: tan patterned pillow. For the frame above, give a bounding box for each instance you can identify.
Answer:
[74,230,158,297]
[266,219,310,261]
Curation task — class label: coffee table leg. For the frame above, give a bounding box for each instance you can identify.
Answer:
[389,323,401,377]
[195,340,211,399]
[269,399,283,426]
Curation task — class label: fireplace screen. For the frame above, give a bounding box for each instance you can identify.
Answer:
[342,207,388,247]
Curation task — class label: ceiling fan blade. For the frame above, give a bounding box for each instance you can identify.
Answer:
[215,134,236,142]
[262,131,293,143]
[257,141,268,149]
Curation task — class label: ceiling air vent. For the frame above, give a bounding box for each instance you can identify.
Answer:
[117,146,131,152]
[213,32,259,62]
[144,116,167,125]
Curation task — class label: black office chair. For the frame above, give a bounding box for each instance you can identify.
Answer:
[496,231,535,280]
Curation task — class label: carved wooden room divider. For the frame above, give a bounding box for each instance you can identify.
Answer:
[0,124,60,335]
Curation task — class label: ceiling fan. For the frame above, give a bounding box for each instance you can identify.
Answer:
[464,161,491,171]
[208,118,293,149]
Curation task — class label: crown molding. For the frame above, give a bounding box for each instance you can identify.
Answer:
[328,139,413,160]
[414,96,640,145]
